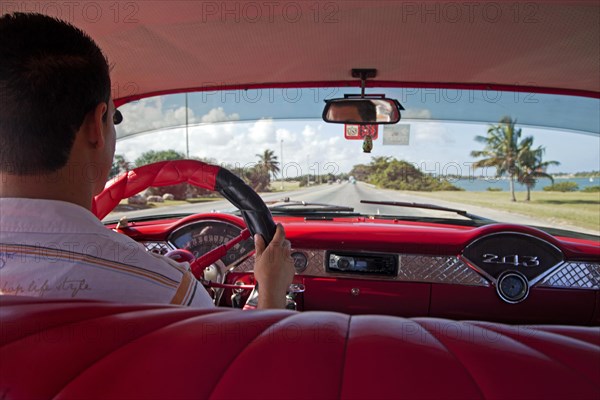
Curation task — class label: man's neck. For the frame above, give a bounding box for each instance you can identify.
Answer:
[0,168,93,210]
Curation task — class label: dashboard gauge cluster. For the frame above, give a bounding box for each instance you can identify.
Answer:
[168,220,255,266]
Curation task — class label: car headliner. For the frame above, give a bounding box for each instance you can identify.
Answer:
[16,1,598,105]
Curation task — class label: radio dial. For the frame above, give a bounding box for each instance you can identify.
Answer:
[338,258,350,270]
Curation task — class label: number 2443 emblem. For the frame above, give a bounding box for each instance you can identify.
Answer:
[482,254,540,267]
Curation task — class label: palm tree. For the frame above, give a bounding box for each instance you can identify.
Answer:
[517,145,560,201]
[246,165,271,192]
[109,154,130,179]
[256,149,280,179]
[471,117,526,202]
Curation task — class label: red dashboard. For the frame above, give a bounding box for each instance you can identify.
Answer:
[107,213,600,326]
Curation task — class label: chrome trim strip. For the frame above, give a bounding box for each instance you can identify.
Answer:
[459,255,497,284]
[528,260,566,286]
[232,249,490,286]
[536,262,600,290]
[398,255,489,286]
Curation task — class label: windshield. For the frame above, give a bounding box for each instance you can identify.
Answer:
[105,87,600,238]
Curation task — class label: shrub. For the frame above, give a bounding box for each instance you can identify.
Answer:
[367,158,461,191]
[146,195,164,203]
[582,185,600,193]
[543,182,579,192]
[127,195,147,205]
[145,183,217,200]
[146,184,188,200]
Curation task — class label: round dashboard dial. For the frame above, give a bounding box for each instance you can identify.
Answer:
[497,272,529,303]
[291,252,308,273]
[168,220,255,265]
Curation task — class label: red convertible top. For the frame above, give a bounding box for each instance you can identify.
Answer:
[8,1,597,103]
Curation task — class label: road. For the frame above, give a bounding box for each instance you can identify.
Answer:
[105,182,589,233]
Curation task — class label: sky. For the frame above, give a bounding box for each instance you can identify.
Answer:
[114,88,600,177]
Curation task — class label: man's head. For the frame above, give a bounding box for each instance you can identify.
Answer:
[0,12,118,203]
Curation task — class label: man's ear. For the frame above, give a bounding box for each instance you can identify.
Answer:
[84,102,108,149]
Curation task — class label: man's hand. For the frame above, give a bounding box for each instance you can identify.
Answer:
[253,223,295,309]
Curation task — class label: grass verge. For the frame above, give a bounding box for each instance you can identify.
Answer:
[117,198,220,208]
[413,191,600,234]
[268,181,301,192]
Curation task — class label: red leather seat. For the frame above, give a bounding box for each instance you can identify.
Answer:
[1,296,599,399]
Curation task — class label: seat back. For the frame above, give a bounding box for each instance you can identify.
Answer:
[1,296,599,399]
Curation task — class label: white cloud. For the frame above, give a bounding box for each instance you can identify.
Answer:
[403,108,432,119]
[116,101,239,139]
[248,119,277,143]
[117,104,191,138]
[413,122,455,146]
[275,128,297,143]
[201,107,240,123]
[302,125,317,138]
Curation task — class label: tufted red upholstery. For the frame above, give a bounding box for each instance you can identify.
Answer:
[1,296,599,399]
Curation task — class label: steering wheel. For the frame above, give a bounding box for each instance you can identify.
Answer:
[93,160,276,300]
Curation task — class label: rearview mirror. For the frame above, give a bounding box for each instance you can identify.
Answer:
[322,98,404,125]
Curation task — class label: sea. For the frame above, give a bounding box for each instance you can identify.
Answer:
[449,177,598,192]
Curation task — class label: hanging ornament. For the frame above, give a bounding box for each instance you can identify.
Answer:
[362,134,373,153]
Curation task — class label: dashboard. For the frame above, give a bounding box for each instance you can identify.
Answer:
[114,213,600,326]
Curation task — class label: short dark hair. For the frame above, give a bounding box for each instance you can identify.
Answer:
[0,13,111,174]
[356,100,376,122]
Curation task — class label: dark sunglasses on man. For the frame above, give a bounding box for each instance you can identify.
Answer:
[113,109,123,125]
[101,107,123,125]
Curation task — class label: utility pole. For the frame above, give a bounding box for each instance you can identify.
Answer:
[307,154,310,185]
[280,139,284,191]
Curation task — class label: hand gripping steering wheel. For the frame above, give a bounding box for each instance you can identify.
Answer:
[93,160,276,305]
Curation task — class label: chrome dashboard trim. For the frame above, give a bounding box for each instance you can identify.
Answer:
[232,249,490,286]
[536,262,600,290]
[458,255,497,284]
[397,255,489,286]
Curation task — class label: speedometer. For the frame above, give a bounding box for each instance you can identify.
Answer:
[168,220,255,265]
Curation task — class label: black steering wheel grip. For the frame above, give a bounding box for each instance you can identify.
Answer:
[215,168,277,245]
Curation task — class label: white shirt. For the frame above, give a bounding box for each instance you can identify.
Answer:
[0,198,214,307]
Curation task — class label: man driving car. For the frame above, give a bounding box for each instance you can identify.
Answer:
[0,12,295,309]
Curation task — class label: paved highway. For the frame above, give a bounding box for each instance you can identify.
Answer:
[105,181,592,234]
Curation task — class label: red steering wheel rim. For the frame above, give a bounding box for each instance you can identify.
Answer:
[93,160,277,277]
[93,160,220,219]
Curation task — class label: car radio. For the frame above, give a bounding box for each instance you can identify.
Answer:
[326,251,398,276]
